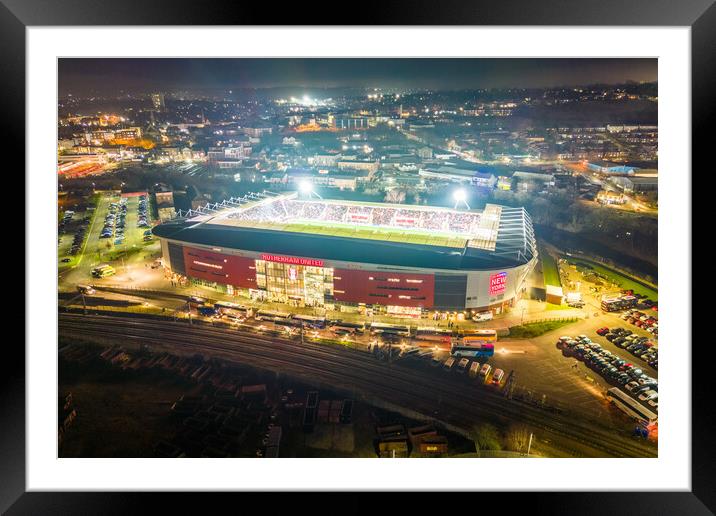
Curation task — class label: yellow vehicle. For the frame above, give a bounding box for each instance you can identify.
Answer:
[91,264,115,278]
[461,329,497,342]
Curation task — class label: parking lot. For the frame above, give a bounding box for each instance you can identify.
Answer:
[58,210,92,268]
[558,332,657,410]
[58,192,161,289]
[409,311,658,424]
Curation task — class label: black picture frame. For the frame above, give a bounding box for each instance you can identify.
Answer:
[4,0,712,512]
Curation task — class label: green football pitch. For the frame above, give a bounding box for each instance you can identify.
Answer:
[233,219,468,248]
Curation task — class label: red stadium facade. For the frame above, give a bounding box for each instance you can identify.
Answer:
[160,241,535,316]
[333,269,434,307]
[183,247,256,289]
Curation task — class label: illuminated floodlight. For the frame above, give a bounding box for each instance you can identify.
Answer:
[299,180,313,194]
[299,180,322,199]
[453,188,470,209]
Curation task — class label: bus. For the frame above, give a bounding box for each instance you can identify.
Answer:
[414,327,453,343]
[601,296,638,312]
[91,264,115,278]
[460,329,497,342]
[606,388,658,425]
[329,321,365,335]
[187,295,207,307]
[255,309,293,322]
[451,340,495,358]
[214,301,253,320]
[369,322,411,337]
[274,318,303,328]
[292,314,327,329]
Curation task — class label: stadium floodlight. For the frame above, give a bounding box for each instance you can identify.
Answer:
[299,180,313,194]
[299,180,322,199]
[453,188,470,209]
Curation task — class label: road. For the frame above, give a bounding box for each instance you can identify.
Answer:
[58,312,657,458]
[59,282,654,422]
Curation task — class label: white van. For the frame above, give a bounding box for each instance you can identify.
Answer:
[472,311,493,322]
[77,285,96,295]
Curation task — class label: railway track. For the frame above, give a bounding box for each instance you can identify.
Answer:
[59,313,657,458]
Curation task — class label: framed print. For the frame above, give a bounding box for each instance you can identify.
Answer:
[5,0,714,512]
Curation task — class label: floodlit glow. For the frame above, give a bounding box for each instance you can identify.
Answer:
[298,180,322,199]
[298,180,313,194]
[453,189,467,202]
[453,188,470,209]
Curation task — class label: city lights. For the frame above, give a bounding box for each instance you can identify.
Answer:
[55,57,659,462]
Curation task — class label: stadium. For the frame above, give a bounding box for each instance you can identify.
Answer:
[152,192,537,316]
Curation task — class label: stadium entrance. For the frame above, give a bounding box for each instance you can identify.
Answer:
[254,258,334,307]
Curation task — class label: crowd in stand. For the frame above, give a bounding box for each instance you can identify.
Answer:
[226,199,482,235]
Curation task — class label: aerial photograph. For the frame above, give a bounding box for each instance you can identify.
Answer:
[57,58,658,459]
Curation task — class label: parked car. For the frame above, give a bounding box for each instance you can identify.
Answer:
[625,381,640,393]
[492,368,505,385]
[638,390,658,401]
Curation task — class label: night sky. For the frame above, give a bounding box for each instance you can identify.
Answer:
[59,58,657,95]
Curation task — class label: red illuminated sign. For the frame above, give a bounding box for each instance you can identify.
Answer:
[261,254,324,267]
[489,272,507,296]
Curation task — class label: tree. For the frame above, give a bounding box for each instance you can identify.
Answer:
[506,424,531,454]
[471,423,502,452]
[529,197,552,225]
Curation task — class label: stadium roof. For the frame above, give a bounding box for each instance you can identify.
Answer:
[153,193,537,271]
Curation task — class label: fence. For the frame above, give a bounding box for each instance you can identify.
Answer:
[97,284,169,293]
[520,315,582,326]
